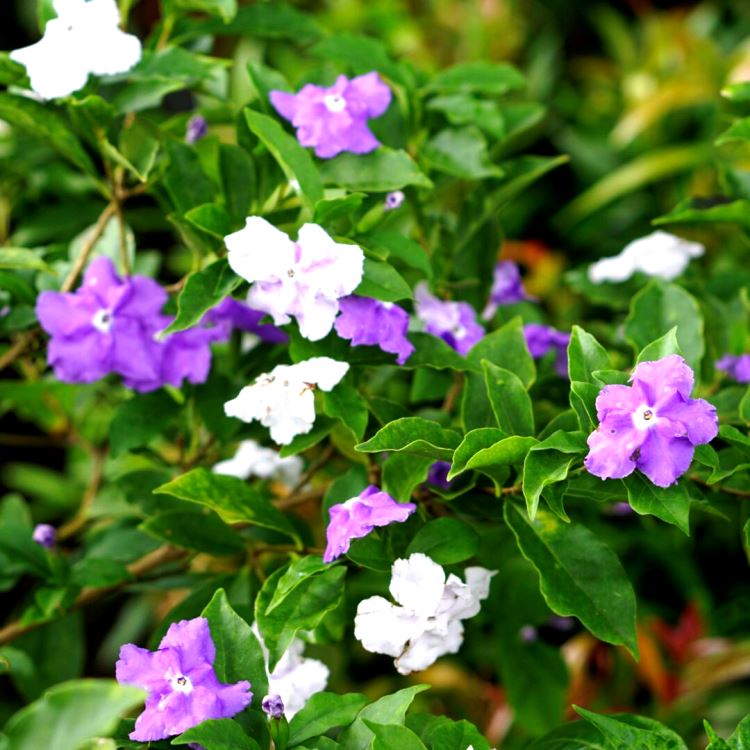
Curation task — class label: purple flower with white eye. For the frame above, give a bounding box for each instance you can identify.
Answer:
[716,354,750,384]
[334,295,414,365]
[384,191,405,211]
[426,461,454,491]
[524,323,570,377]
[116,617,252,742]
[482,261,533,320]
[203,297,288,345]
[414,282,484,356]
[324,485,416,563]
[32,524,56,549]
[585,354,718,488]
[36,257,166,387]
[185,114,208,144]
[262,694,285,720]
[270,72,391,159]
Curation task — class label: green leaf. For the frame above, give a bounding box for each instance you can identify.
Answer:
[155,468,300,544]
[622,474,691,534]
[424,719,492,750]
[220,144,256,223]
[366,232,431,278]
[423,127,503,179]
[322,377,369,442]
[164,140,218,214]
[406,518,479,564]
[338,686,430,750]
[449,427,508,479]
[0,93,96,176]
[635,327,682,363]
[426,93,504,137]
[504,504,638,657]
[185,203,233,239]
[201,589,268,706]
[117,118,160,182]
[173,719,260,750]
[625,281,704,373]
[405,333,471,372]
[319,148,432,192]
[3,680,144,750]
[468,435,539,474]
[575,707,688,750]
[363,722,427,750]
[265,556,331,614]
[255,564,347,670]
[382,453,434,503]
[171,0,238,22]
[468,317,536,388]
[727,715,750,749]
[244,109,323,206]
[0,248,51,272]
[522,431,587,518]
[109,390,181,457]
[568,326,610,384]
[355,258,412,302]
[569,380,601,432]
[482,361,535,436]
[426,61,526,95]
[356,417,461,460]
[162,259,241,335]
[654,198,750,233]
[717,117,750,145]
[140,509,245,555]
[288,692,368,747]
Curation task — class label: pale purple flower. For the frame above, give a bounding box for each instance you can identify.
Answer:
[414,282,485,356]
[185,114,208,144]
[426,461,454,491]
[524,323,570,377]
[482,261,533,320]
[204,297,288,345]
[225,218,364,342]
[116,617,252,742]
[716,354,750,384]
[384,191,405,211]
[607,502,635,517]
[32,524,56,549]
[519,625,537,643]
[585,354,718,488]
[334,295,414,364]
[270,72,391,159]
[262,694,285,719]
[547,616,576,631]
[323,485,416,563]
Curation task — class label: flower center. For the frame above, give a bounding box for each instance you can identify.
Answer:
[323,94,347,113]
[92,309,113,333]
[169,673,193,695]
[632,404,658,431]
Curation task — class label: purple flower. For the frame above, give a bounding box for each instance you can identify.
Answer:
[384,191,405,211]
[585,354,718,488]
[270,72,391,159]
[519,625,537,643]
[36,257,166,387]
[323,485,416,563]
[524,323,570,377]
[426,461,454,491]
[333,295,414,364]
[482,261,533,320]
[204,297,288,345]
[32,523,56,549]
[262,694,285,719]
[716,354,750,384]
[414,282,485,356]
[116,617,252,742]
[186,114,208,144]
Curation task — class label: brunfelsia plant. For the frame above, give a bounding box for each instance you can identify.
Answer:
[0,1,749,749]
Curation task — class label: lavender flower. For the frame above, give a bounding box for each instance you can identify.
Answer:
[519,625,537,643]
[524,323,570,377]
[426,461,454,491]
[414,282,485,356]
[334,295,414,365]
[482,261,532,320]
[185,114,208,144]
[270,72,391,159]
[225,218,364,342]
[204,297,288,345]
[585,354,718,488]
[116,617,252,742]
[262,694,285,720]
[32,524,56,549]
[384,191,405,211]
[716,354,750,384]
[323,485,416,563]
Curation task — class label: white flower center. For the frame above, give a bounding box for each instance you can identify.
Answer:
[632,404,657,431]
[453,325,467,339]
[91,309,113,333]
[169,673,193,695]
[323,94,347,113]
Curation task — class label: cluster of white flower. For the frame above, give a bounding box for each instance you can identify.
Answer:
[354,553,496,675]
[588,230,704,284]
[212,439,303,486]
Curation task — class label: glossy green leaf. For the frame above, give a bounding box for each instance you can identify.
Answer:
[288,692,368,747]
[110,390,181,457]
[355,258,413,302]
[449,427,508,479]
[363,722,427,750]
[568,326,610,384]
[468,316,536,388]
[382,453,433,504]
[426,61,526,95]
[356,417,461,460]
[406,518,479,564]
[423,126,503,179]
[140,509,245,555]
[173,719,260,750]
[482,361,535,436]
[575,707,688,750]
[622,474,690,534]
[319,148,432,192]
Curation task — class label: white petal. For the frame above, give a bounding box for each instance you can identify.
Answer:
[464,566,496,601]
[87,29,142,76]
[270,655,329,718]
[389,553,445,615]
[354,596,424,657]
[293,357,349,391]
[395,619,464,675]
[587,255,636,284]
[296,223,364,297]
[225,217,296,284]
[293,294,340,341]
[212,440,303,485]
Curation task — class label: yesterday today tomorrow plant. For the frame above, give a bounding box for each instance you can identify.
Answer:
[1,1,750,748]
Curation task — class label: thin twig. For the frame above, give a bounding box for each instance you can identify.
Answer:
[286,445,335,497]
[689,474,750,498]
[274,486,326,511]
[57,449,107,541]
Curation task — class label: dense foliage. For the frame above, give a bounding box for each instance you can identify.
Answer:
[1,2,750,749]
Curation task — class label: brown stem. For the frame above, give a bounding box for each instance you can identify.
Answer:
[274,486,326,511]
[442,371,464,413]
[689,474,750,498]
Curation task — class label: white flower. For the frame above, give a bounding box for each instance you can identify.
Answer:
[212,440,303,486]
[223,357,349,445]
[224,217,364,341]
[253,625,329,719]
[10,0,142,100]
[354,553,496,675]
[588,231,704,284]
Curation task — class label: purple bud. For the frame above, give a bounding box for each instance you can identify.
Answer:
[547,615,576,631]
[186,114,208,144]
[519,625,537,643]
[262,694,285,719]
[32,523,56,549]
[426,461,455,491]
[607,502,634,517]
[384,190,405,211]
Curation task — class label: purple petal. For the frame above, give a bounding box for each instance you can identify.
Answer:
[661,396,718,445]
[345,72,392,118]
[584,412,645,481]
[595,384,643,423]
[160,618,216,672]
[36,291,99,338]
[636,423,694,488]
[47,331,113,383]
[116,643,174,693]
[269,90,300,121]
[631,354,694,403]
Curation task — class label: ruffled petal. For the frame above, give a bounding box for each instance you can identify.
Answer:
[160,617,215,672]
[632,354,694,402]
[389,553,445,613]
[636,422,695,487]
[585,413,645,481]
